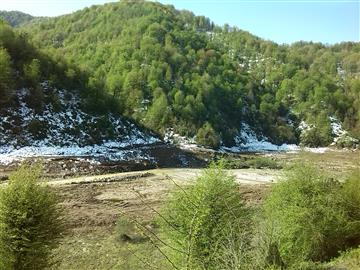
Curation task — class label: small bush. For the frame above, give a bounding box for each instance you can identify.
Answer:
[335,134,359,149]
[224,156,282,170]
[256,164,360,268]
[196,122,221,149]
[0,164,64,270]
[223,157,250,169]
[300,125,332,147]
[340,170,360,245]
[27,119,48,139]
[329,246,360,270]
[160,161,251,269]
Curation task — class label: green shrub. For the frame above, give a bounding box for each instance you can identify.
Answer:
[224,156,282,170]
[27,119,48,139]
[0,164,64,270]
[257,164,360,268]
[300,126,332,147]
[340,170,360,245]
[223,157,250,169]
[160,162,250,269]
[335,134,359,149]
[287,261,326,270]
[328,246,360,270]
[196,122,221,149]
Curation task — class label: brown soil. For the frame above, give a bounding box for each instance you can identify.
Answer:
[52,168,273,235]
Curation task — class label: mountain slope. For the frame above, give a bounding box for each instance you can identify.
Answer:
[0,20,159,165]
[15,1,360,149]
[0,11,35,27]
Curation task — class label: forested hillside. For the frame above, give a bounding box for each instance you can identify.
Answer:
[0,19,82,107]
[13,1,360,148]
[0,20,159,161]
[0,11,35,27]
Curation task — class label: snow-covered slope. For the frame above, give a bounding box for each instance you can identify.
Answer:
[221,123,297,153]
[165,124,298,153]
[0,83,159,165]
[1,84,356,166]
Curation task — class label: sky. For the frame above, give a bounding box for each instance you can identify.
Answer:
[0,0,359,44]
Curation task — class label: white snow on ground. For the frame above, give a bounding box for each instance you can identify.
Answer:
[164,128,199,150]
[1,84,354,166]
[329,116,348,143]
[221,123,298,153]
[165,124,337,154]
[0,84,160,165]
[300,117,358,147]
[0,145,154,165]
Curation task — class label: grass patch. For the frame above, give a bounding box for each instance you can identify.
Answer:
[51,224,167,269]
[224,156,283,170]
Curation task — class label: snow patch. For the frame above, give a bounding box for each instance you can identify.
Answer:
[0,84,160,165]
[164,128,198,150]
[221,123,298,153]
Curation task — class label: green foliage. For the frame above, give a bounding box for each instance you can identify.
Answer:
[0,11,34,27]
[300,126,332,147]
[5,1,359,146]
[160,162,250,269]
[24,58,41,87]
[224,156,283,170]
[335,134,359,149]
[340,170,360,243]
[328,246,360,270]
[0,164,64,270]
[27,119,48,139]
[257,164,360,268]
[0,21,87,111]
[145,90,170,131]
[300,114,333,147]
[0,47,13,104]
[245,156,282,169]
[196,122,221,149]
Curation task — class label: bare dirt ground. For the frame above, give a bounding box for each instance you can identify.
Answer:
[36,149,360,237]
[52,168,274,234]
[50,168,272,269]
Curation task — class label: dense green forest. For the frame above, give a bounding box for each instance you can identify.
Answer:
[0,11,35,27]
[0,19,88,111]
[2,1,360,148]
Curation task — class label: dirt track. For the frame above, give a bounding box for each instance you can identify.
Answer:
[49,168,279,186]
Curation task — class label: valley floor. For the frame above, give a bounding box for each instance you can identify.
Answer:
[50,168,272,270]
[0,149,358,269]
[43,149,359,269]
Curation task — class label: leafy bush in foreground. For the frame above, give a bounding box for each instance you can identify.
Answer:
[0,165,64,270]
[255,164,360,269]
[160,162,251,270]
[328,246,360,270]
[340,169,360,245]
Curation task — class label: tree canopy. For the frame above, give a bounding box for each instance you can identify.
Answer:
[3,0,359,147]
